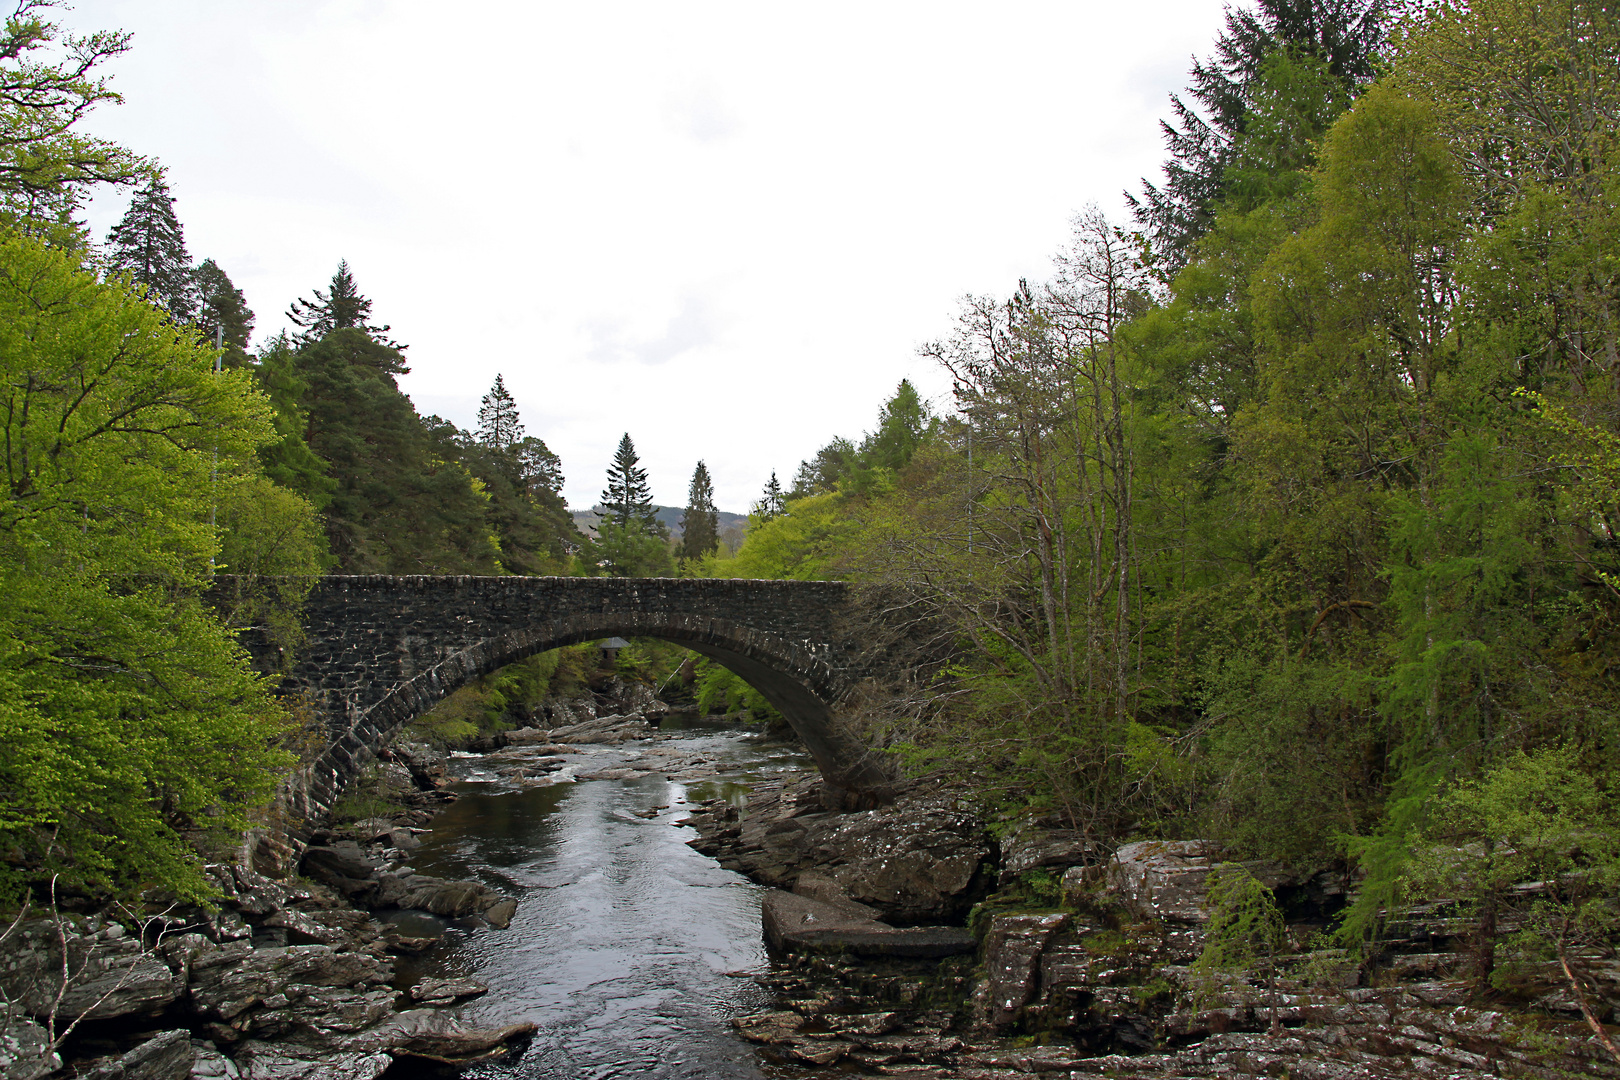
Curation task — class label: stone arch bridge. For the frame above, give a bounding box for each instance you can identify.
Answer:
[231,575,898,840]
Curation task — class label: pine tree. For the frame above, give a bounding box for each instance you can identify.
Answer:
[477,374,524,450]
[287,260,403,358]
[104,174,195,321]
[600,433,659,533]
[1127,0,1388,270]
[194,258,254,366]
[755,471,785,520]
[680,460,720,560]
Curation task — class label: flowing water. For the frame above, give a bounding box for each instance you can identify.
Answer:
[400,721,816,1079]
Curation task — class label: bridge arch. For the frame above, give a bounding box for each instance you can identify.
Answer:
[229,576,897,859]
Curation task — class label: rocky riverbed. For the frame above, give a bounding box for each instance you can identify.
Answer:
[10,677,1620,1080]
[0,679,698,1080]
[681,774,1620,1078]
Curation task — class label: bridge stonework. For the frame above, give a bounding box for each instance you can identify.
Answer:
[236,575,894,851]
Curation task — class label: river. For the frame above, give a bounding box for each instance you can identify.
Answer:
[397,720,817,1080]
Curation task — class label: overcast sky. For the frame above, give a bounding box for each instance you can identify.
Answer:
[70,0,1233,513]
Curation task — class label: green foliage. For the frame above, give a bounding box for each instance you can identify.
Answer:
[711,491,850,581]
[591,518,676,577]
[327,766,408,825]
[738,1,1620,964]
[211,475,330,659]
[0,3,149,245]
[601,433,660,534]
[287,328,501,573]
[104,173,195,321]
[408,648,587,748]
[680,460,720,562]
[692,658,778,722]
[1188,864,1287,1012]
[1403,746,1620,997]
[194,258,254,362]
[0,231,293,903]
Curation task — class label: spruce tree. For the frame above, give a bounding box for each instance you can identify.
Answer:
[755,471,785,520]
[680,460,720,560]
[104,174,195,321]
[477,374,524,450]
[194,258,254,366]
[600,433,658,532]
[1127,0,1388,270]
[287,260,403,357]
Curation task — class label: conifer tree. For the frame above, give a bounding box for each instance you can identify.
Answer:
[287,260,402,357]
[600,433,658,532]
[1128,0,1388,270]
[104,174,195,320]
[680,460,720,560]
[755,471,785,520]
[477,374,524,450]
[194,258,254,366]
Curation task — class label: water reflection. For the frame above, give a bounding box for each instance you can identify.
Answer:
[408,728,813,1080]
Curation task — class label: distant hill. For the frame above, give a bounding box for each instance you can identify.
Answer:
[572,505,748,548]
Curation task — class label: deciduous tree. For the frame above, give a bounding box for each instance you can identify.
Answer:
[0,231,296,903]
[0,2,149,244]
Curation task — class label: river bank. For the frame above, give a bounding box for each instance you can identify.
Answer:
[681,772,1620,1078]
[9,684,1620,1080]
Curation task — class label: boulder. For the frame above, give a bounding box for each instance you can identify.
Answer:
[482,899,518,929]
[371,1009,536,1064]
[762,890,888,952]
[189,945,391,1021]
[243,986,398,1040]
[792,871,883,920]
[79,1028,195,1080]
[299,846,380,901]
[978,913,1071,1027]
[542,696,596,727]
[732,1010,805,1044]
[0,1015,58,1080]
[801,797,992,924]
[604,677,666,718]
[188,1043,241,1079]
[262,910,350,948]
[373,874,508,919]
[231,1043,391,1080]
[1105,839,1222,924]
[546,715,652,745]
[0,918,181,1020]
[684,776,995,923]
[999,823,1097,881]
[409,976,489,1003]
[390,741,447,789]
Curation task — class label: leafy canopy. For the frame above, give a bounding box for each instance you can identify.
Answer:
[0,231,295,902]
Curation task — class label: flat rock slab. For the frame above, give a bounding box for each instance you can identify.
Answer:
[785,926,977,958]
[762,890,888,950]
[761,889,974,957]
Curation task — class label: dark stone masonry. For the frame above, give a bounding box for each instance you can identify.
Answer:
[221,576,896,860]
